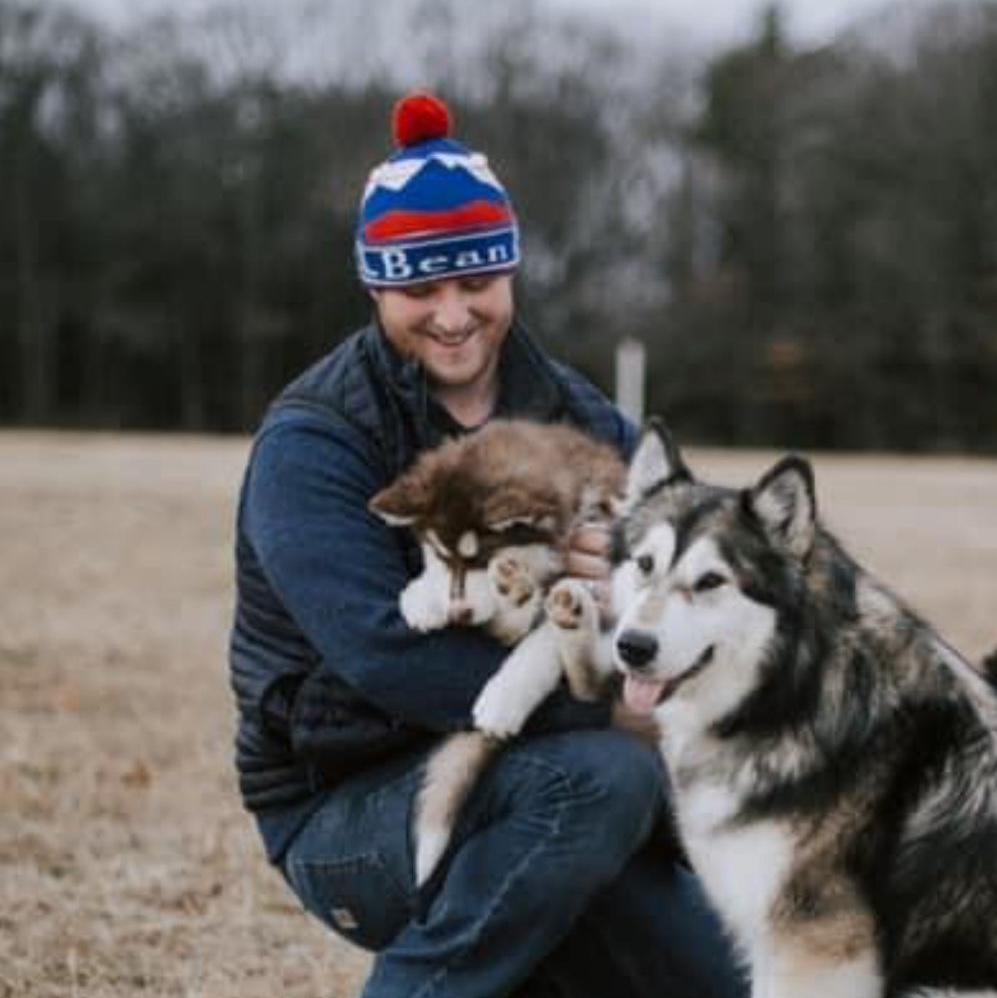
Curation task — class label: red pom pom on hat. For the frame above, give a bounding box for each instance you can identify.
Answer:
[392,92,453,148]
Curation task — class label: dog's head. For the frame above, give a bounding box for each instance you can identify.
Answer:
[368,429,567,625]
[612,419,817,724]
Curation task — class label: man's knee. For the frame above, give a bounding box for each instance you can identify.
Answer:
[497,730,665,857]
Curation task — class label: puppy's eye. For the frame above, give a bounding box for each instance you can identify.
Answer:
[693,572,727,593]
[636,554,655,576]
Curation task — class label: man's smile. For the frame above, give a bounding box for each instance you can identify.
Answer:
[424,326,477,348]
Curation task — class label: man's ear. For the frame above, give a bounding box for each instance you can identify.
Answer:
[368,472,426,527]
[746,456,816,560]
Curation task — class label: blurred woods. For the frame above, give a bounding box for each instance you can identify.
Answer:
[2,0,996,449]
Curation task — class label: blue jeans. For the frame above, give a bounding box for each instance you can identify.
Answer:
[280,730,746,998]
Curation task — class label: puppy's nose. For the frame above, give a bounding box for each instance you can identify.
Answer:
[616,629,659,669]
[448,603,474,626]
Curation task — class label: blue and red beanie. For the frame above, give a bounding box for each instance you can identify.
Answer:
[355,92,520,287]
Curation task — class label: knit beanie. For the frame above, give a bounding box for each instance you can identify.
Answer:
[355,92,520,287]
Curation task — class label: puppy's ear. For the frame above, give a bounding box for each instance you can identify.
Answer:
[483,490,560,534]
[624,418,691,506]
[368,472,427,527]
[747,456,816,560]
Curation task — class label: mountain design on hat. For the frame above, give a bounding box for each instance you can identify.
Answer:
[355,93,520,287]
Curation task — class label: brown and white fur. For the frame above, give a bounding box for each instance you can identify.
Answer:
[608,419,997,998]
[369,419,624,884]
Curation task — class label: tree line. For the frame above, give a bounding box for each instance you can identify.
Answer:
[3,0,996,450]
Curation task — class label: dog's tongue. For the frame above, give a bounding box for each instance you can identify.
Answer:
[624,674,667,715]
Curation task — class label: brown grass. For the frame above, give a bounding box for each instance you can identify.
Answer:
[1,431,995,998]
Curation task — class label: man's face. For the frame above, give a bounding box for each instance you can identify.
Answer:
[372,273,514,392]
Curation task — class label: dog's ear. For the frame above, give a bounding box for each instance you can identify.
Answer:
[624,418,691,505]
[483,490,560,534]
[747,456,816,560]
[982,648,997,685]
[368,472,427,527]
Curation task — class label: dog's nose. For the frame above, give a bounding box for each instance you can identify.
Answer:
[616,629,659,669]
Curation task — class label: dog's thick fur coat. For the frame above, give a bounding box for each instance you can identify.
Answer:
[610,421,997,998]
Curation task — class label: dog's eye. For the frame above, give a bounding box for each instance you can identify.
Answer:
[636,554,655,576]
[693,572,727,593]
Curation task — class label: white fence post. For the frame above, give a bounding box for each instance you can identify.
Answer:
[615,337,646,427]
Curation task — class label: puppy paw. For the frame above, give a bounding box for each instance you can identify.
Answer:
[489,554,536,608]
[473,676,531,740]
[400,583,448,632]
[546,579,597,631]
[547,580,605,702]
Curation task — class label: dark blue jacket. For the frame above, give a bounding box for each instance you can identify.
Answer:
[229,319,636,862]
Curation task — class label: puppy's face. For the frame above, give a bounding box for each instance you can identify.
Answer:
[369,447,562,625]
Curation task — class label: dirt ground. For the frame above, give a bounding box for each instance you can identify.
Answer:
[2,431,996,998]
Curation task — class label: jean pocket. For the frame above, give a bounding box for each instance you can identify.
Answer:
[287,851,411,950]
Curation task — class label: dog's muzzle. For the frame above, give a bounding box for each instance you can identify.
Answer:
[618,636,717,712]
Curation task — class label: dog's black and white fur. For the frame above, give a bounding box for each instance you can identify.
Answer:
[608,420,997,998]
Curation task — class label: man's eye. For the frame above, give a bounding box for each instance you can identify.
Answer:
[636,554,655,576]
[693,572,727,593]
[460,275,494,293]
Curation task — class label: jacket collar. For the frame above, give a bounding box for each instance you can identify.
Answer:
[367,318,567,444]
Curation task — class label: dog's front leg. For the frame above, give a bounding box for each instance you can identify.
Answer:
[473,622,563,739]
[546,579,614,701]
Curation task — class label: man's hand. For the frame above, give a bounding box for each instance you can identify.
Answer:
[564,523,612,618]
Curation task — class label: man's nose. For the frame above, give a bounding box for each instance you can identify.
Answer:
[432,288,472,332]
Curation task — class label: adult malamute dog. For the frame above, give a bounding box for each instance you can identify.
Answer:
[611,420,997,998]
[369,419,623,884]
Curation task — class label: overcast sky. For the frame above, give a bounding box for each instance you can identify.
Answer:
[67,0,898,47]
[548,0,896,44]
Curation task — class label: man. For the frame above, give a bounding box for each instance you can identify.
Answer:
[229,91,745,998]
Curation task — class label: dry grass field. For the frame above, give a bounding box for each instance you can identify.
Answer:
[2,431,996,998]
